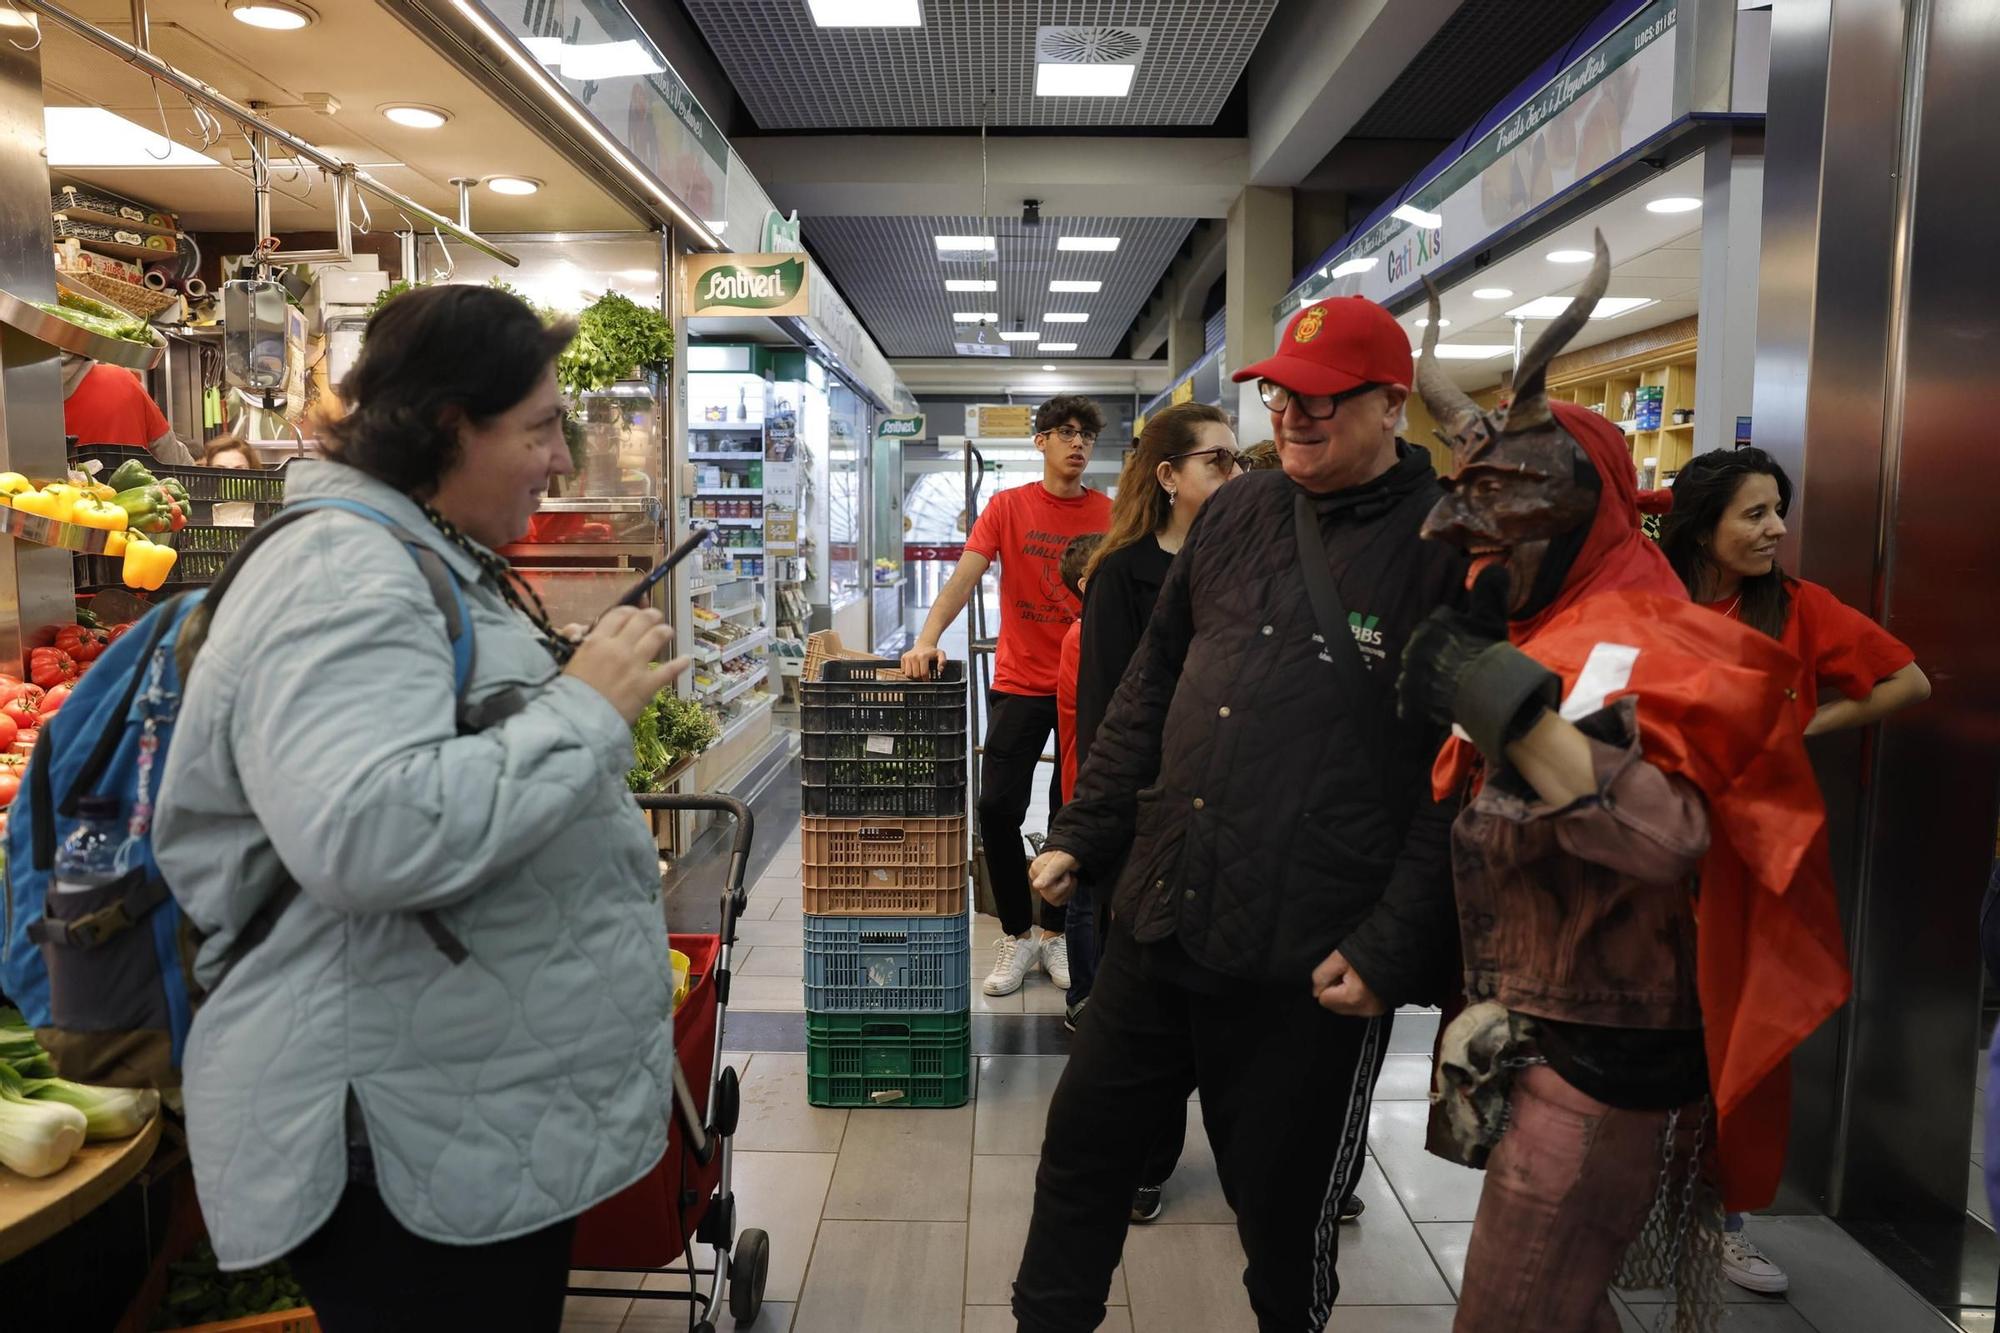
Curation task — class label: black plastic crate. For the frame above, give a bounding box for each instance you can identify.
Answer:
[70,444,288,527]
[802,782,967,819]
[74,547,233,591]
[802,659,968,738]
[801,729,967,764]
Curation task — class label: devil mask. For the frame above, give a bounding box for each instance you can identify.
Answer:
[1416,232,1613,619]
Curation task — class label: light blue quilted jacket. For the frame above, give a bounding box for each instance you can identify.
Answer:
[155,462,672,1269]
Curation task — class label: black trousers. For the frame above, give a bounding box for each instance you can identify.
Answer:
[1012,930,1392,1333]
[286,1184,578,1333]
[979,689,1067,936]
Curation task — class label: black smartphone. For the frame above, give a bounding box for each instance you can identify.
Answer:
[617,528,712,608]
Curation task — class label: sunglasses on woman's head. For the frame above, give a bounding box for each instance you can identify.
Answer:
[1258,379,1383,420]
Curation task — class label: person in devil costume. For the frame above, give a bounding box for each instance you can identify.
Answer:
[1394,233,1851,1333]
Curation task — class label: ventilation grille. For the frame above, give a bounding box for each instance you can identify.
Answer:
[1036,26,1149,65]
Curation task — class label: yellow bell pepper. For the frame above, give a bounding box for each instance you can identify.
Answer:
[10,489,66,521]
[121,533,176,591]
[69,497,128,532]
[0,473,32,498]
[104,530,128,557]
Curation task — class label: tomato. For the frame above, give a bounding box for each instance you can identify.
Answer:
[0,673,20,695]
[106,624,131,643]
[0,713,18,751]
[39,684,70,717]
[0,773,18,808]
[2,685,40,733]
[28,647,77,690]
[10,729,36,759]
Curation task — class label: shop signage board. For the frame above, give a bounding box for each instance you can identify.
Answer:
[765,461,801,510]
[763,210,804,253]
[683,253,811,318]
[876,415,926,441]
[967,404,1035,439]
[766,509,799,556]
[485,0,728,223]
[1275,0,1681,324]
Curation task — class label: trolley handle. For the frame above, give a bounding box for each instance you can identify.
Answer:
[634,793,754,862]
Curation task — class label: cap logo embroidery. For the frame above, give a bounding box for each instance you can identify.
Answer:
[1295,307,1326,343]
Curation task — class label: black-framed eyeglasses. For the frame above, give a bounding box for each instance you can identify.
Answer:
[1042,424,1100,447]
[1258,379,1383,420]
[1167,446,1243,475]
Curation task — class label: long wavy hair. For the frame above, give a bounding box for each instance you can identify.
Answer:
[1085,403,1232,584]
[1660,447,1794,639]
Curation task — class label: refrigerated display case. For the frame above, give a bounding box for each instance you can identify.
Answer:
[685,364,775,746]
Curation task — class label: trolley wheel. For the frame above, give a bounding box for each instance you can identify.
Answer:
[713,1064,741,1138]
[729,1227,771,1323]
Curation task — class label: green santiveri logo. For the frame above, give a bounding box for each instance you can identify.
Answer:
[696,258,805,310]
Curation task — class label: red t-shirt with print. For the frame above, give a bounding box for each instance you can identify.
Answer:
[1705,576,1913,732]
[965,481,1111,696]
[1056,618,1082,802]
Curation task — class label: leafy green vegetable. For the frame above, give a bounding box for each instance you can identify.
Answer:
[558,291,674,397]
[627,690,720,792]
[30,298,153,345]
[364,278,426,321]
[150,1240,308,1328]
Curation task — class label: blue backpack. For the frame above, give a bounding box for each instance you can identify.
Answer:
[0,499,474,1088]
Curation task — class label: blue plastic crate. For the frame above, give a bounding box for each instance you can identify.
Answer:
[803,914,971,1013]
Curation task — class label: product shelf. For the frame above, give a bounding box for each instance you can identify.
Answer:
[692,627,770,665]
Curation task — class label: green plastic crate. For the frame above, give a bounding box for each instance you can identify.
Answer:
[805,1010,971,1109]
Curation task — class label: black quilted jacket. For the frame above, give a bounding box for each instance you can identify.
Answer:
[1045,448,1467,1003]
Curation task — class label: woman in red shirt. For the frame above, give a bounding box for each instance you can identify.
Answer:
[1660,445,1929,1293]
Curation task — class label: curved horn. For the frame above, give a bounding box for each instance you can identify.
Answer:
[1415,275,1482,439]
[1507,229,1611,430]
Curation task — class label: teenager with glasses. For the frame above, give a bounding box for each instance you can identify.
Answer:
[904,395,1113,997]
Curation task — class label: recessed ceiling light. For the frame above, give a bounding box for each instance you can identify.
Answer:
[1041,364,1057,371]
[1412,344,1514,360]
[1043,312,1089,323]
[953,312,999,323]
[1506,295,1657,320]
[1546,249,1595,264]
[1415,318,1451,328]
[1646,196,1702,214]
[1471,287,1514,300]
[485,176,542,195]
[807,0,922,25]
[43,107,219,168]
[1036,63,1136,97]
[1049,280,1102,293]
[1391,204,1443,229]
[380,104,451,129]
[1329,257,1377,278]
[227,1,315,30]
[999,331,1041,342]
[944,279,996,292]
[1037,343,1078,352]
[1057,236,1121,252]
[935,234,995,253]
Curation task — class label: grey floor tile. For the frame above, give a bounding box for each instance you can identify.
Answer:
[972,977,1027,1014]
[642,1150,834,1305]
[769,895,803,922]
[1373,1052,1435,1102]
[1414,1221,1472,1297]
[1389,1011,1441,1054]
[1324,1307,1459,1333]
[1622,1301,1816,1332]
[735,918,806,947]
[1335,1163,1457,1306]
[1368,1101,1485,1223]
[738,892,780,922]
[966,1154,1128,1306]
[619,1299,794,1331]
[1160,1101,1233,1225]
[791,1220,966,1333]
[560,1294,633,1329]
[1974,1159,1994,1227]
[1022,976,1071,1014]
[728,974,807,1011]
[824,1102,975,1221]
[734,1052,850,1154]
[964,1304,1131,1331]
[739,945,805,978]
[1956,1312,1996,1333]
[1727,1215,1948,1333]
[974,1055,1068,1155]
[1121,1223,1260,1333]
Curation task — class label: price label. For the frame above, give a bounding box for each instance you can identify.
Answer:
[865,734,895,756]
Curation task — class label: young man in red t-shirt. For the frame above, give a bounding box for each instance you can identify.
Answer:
[903,396,1112,997]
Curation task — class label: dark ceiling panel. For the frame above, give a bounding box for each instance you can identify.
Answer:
[1349,0,1611,140]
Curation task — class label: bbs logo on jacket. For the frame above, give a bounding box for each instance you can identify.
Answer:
[1348,610,1388,668]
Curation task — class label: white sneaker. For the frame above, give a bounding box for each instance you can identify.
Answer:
[1720,1228,1789,1294]
[1042,932,1072,990]
[983,933,1040,996]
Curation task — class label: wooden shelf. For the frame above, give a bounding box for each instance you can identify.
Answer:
[0,1115,161,1264]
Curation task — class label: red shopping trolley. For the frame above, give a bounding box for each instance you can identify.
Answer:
[568,794,771,1331]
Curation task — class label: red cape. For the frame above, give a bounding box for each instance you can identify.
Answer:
[1432,404,1849,1210]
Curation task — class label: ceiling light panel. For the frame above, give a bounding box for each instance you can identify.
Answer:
[998,332,1041,342]
[1505,296,1657,320]
[1036,63,1136,97]
[380,104,451,129]
[1646,196,1702,214]
[952,312,999,323]
[1057,236,1121,251]
[228,2,314,30]
[1049,280,1102,293]
[945,279,996,292]
[802,213,1193,358]
[679,2,1277,130]
[1043,312,1090,323]
[1546,249,1595,264]
[485,176,542,195]
[807,0,923,26]
[1038,343,1078,352]
[1472,287,1514,300]
[44,107,218,168]
[934,234,995,253]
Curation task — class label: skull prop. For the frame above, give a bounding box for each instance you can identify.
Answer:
[1432,1000,1535,1168]
[1417,231,1613,613]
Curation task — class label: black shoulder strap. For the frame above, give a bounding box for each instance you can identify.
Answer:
[1293,490,1387,765]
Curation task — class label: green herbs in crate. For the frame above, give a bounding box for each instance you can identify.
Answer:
[627,690,720,792]
[806,1011,970,1109]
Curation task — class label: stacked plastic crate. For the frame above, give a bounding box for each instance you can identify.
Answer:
[800,660,971,1109]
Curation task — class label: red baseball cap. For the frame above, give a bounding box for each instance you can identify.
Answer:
[1232,295,1413,396]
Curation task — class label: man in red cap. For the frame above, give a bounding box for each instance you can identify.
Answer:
[1008,296,1466,1333]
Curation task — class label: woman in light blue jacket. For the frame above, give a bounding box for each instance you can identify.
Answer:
[156,285,687,1330]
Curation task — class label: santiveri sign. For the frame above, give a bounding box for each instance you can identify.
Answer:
[682,253,810,317]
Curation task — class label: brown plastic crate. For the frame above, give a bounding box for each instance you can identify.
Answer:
[801,815,968,915]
